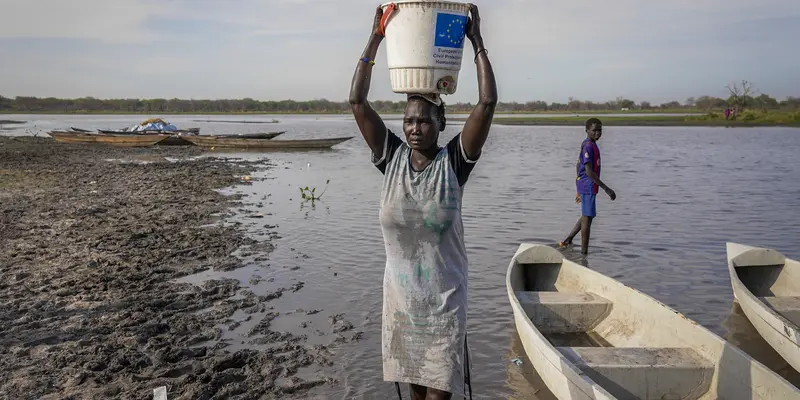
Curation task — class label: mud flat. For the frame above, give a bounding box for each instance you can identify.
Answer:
[0,137,337,399]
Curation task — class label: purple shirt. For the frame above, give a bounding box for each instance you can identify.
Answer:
[576,139,600,194]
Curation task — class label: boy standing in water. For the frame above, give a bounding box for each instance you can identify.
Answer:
[560,118,616,254]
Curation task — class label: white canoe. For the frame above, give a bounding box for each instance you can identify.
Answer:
[507,243,800,399]
[727,242,800,373]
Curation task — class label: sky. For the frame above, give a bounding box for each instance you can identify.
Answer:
[1,0,799,104]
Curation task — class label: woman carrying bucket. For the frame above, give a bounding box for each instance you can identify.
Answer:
[349,3,497,399]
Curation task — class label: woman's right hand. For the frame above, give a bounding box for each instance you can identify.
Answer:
[372,6,385,37]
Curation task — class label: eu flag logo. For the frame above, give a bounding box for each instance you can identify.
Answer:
[434,12,467,48]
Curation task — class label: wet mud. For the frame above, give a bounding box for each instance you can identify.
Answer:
[0,137,339,399]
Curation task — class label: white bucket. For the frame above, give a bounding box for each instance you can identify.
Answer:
[380,1,471,95]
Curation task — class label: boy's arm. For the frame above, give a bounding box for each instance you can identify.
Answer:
[585,166,616,200]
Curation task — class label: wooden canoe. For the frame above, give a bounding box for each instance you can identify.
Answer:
[97,128,200,134]
[507,243,800,399]
[49,131,169,147]
[224,131,284,139]
[183,136,353,149]
[49,131,99,144]
[727,242,800,373]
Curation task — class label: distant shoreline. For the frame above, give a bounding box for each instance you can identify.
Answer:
[481,115,800,127]
[3,111,798,128]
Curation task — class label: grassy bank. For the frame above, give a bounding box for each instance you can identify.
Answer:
[486,111,800,127]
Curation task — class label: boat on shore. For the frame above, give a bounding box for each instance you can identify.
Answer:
[727,242,800,373]
[49,131,169,147]
[221,131,285,139]
[183,135,353,150]
[191,119,279,124]
[97,128,200,135]
[507,243,800,399]
[48,130,290,147]
[49,131,100,144]
[157,131,285,146]
[98,118,200,135]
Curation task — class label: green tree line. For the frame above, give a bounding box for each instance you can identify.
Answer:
[1,94,798,114]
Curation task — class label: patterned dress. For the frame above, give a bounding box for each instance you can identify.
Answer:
[373,129,479,396]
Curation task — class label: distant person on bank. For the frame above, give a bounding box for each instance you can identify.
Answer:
[560,118,616,254]
[349,3,496,400]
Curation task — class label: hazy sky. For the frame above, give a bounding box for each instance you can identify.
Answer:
[1,0,798,104]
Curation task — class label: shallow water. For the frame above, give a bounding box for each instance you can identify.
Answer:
[5,114,800,397]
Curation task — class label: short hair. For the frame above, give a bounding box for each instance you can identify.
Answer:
[435,101,446,122]
[585,118,602,130]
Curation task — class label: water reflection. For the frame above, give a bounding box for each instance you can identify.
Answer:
[721,301,800,387]
[506,330,557,400]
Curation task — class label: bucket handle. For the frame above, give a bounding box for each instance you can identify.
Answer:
[379,3,397,36]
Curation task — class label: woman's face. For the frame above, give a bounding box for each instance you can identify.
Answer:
[403,98,442,150]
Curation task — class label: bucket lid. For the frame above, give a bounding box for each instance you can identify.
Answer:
[380,0,469,8]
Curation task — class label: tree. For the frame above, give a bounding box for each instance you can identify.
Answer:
[752,94,778,110]
[726,80,756,111]
[618,98,636,109]
[660,101,682,109]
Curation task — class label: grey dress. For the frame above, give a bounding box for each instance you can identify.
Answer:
[373,129,479,396]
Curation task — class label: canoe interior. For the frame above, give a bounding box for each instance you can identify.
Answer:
[510,244,800,400]
[733,255,800,328]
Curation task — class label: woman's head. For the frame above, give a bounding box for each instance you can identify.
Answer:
[403,94,446,150]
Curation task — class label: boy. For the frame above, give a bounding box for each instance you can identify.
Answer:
[559,118,616,254]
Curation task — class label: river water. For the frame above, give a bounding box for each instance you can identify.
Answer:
[4,114,800,398]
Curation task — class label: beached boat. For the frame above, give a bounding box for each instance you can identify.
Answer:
[48,131,169,147]
[157,132,284,146]
[93,134,170,147]
[49,131,100,144]
[507,243,800,399]
[97,128,200,135]
[191,119,279,124]
[183,136,353,149]
[225,131,285,139]
[727,242,800,373]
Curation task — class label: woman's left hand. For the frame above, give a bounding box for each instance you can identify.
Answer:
[465,3,482,42]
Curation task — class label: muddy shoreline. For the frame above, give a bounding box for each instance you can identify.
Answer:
[0,137,337,399]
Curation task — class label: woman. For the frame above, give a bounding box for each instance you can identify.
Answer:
[348,4,497,400]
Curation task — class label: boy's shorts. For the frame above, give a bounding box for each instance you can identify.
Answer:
[580,194,597,217]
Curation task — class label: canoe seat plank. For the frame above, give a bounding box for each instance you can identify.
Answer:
[516,291,611,334]
[557,347,714,400]
[759,296,800,326]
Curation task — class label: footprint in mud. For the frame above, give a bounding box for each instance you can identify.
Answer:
[249,275,263,285]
